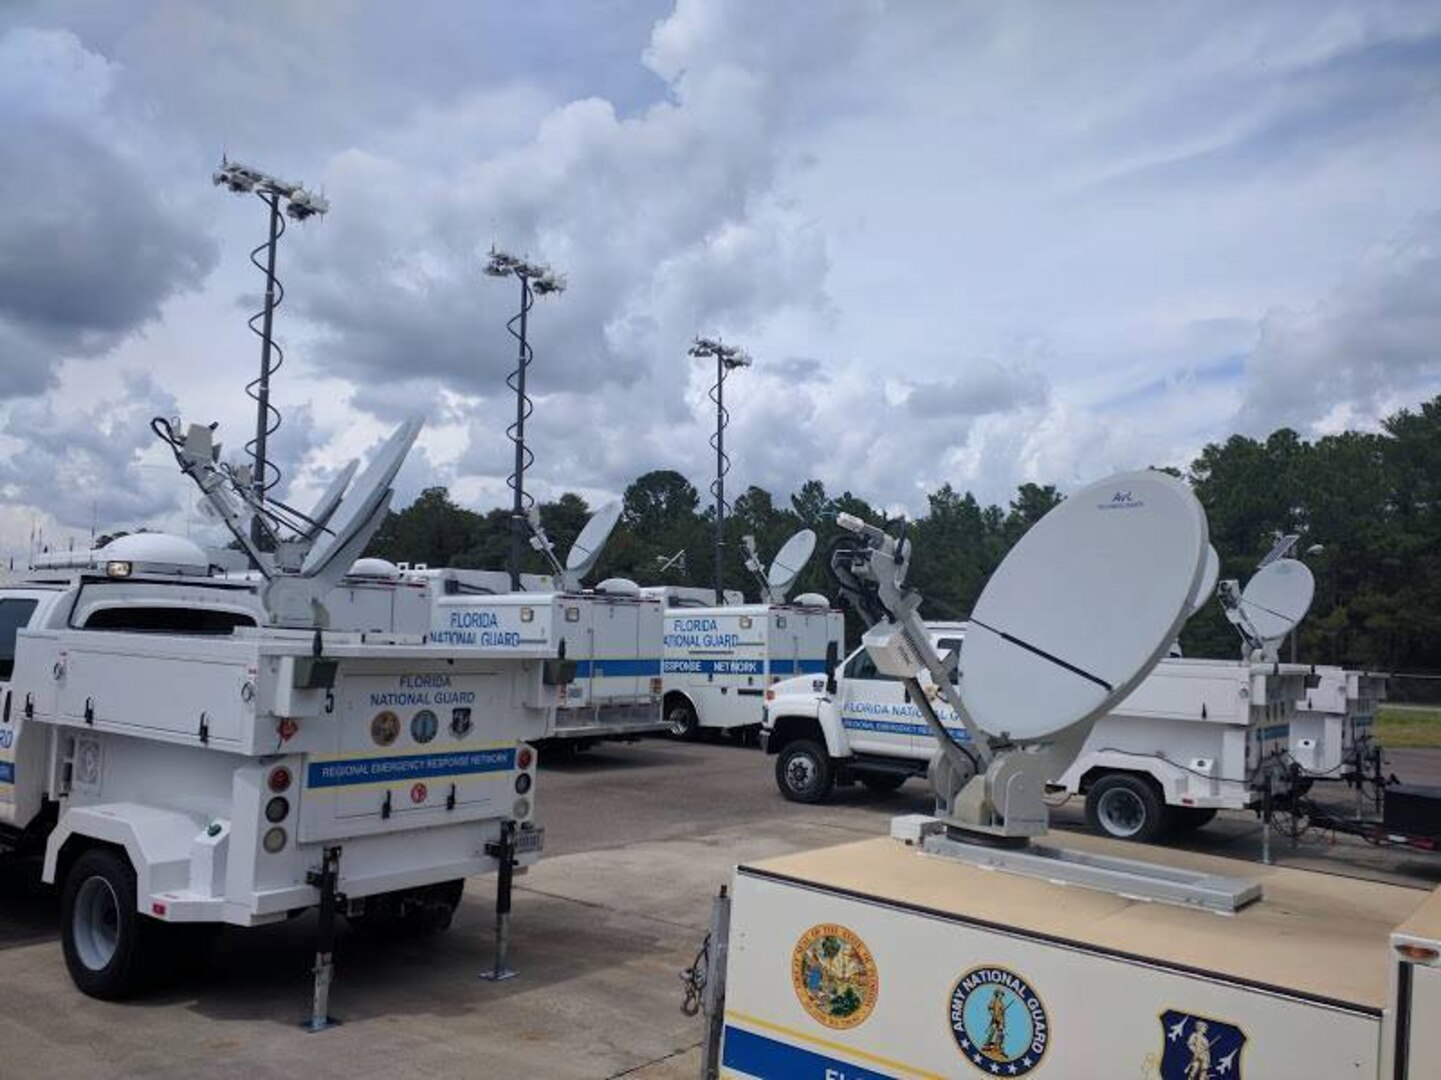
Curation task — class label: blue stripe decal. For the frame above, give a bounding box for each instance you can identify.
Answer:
[663,658,829,676]
[722,1026,896,1079]
[306,749,515,789]
[571,659,662,678]
[0,761,12,784]
[1261,723,1291,740]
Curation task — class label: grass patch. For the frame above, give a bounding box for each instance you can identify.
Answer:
[1378,705,1441,749]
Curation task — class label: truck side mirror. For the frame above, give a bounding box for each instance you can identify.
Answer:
[824,641,839,695]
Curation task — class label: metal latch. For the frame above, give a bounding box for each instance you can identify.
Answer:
[83,697,94,725]
[381,790,392,820]
[198,712,210,744]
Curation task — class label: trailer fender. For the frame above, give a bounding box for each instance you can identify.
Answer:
[44,803,203,908]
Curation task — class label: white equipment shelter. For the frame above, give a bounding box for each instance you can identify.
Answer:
[711,472,1441,1078]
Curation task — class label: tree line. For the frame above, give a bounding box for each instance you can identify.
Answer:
[365,395,1441,678]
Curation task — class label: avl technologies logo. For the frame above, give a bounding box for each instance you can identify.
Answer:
[1099,489,1145,511]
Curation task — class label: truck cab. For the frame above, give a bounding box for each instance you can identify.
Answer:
[760,622,967,802]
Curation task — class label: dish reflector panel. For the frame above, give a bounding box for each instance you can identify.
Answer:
[302,417,422,578]
[565,501,622,579]
[766,529,816,594]
[958,471,1207,742]
[1239,559,1314,642]
[1187,544,1220,616]
[306,459,359,537]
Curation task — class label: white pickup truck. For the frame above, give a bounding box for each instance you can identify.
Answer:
[761,625,1316,843]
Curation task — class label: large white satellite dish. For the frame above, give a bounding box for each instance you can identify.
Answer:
[564,501,622,583]
[1186,543,1220,616]
[1238,558,1314,643]
[957,471,1207,743]
[304,459,359,539]
[765,529,816,602]
[301,417,423,579]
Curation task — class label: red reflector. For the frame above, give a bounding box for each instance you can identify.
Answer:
[151,902,167,916]
[410,783,428,804]
[517,747,534,770]
[1396,944,1439,963]
[765,690,775,702]
[276,718,299,742]
[268,766,293,793]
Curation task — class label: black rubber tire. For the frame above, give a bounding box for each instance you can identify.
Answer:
[667,700,700,741]
[1170,807,1218,834]
[1085,773,1171,843]
[61,847,159,1000]
[859,773,907,793]
[775,739,835,804]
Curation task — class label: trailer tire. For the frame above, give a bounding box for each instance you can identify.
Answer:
[61,847,158,1000]
[666,699,700,741]
[776,740,834,804]
[859,773,906,793]
[1085,774,1170,843]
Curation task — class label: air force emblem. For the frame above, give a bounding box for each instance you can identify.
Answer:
[1158,1010,1245,1079]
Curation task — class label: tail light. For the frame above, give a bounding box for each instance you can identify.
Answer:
[515,773,533,794]
[650,677,663,695]
[265,796,290,823]
[517,746,535,770]
[267,765,293,793]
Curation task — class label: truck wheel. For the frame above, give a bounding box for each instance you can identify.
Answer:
[667,700,700,741]
[61,848,157,1000]
[775,740,834,804]
[860,773,906,793]
[1171,807,1218,834]
[1085,774,1170,843]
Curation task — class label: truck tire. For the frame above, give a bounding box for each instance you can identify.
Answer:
[1085,774,1170,843]
[859,773,906,793]
[667,700,700,741]
[776,740,834,804]
[61,847,158,1000]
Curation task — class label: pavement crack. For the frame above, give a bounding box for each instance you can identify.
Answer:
[606,1040,702,1078]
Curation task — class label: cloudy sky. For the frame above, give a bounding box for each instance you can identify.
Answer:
[1,0,1439,561]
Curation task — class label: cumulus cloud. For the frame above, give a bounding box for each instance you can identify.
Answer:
[1236,212,1441,435]
[0,28,217,398]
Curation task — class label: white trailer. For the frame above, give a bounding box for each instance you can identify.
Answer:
[718,833,1441,1079]
[1290,666,1388,779]
[656,598,844,738]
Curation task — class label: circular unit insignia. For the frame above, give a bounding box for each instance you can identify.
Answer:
[790,924,878,1030]
[949,966,1049,1075]
[411,708,439,744]
[370,710,400,747]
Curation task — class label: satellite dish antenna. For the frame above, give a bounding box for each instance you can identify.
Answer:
[1186,543,1220,616]
[301,417,423,580]
[562,501,621,591]
[763,529,816,604]
[1258,532,1300,568]
[958,472,1207,744]
[1238,558,1314,645]
[303,459,360,540]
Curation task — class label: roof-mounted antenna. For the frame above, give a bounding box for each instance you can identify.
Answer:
[558,501,621,592]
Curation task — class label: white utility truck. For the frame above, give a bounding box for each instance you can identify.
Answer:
[648,530,845,739]
[702,472,1441,1080]
[0,418,551,1007]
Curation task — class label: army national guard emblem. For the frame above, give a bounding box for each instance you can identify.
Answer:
[790,924,879,1029]
[949,966,1050,1075]
[1158,1010,1245,1079]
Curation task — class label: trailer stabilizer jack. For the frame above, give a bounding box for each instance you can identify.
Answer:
[301,846,344,1032]
[480,820,519,982]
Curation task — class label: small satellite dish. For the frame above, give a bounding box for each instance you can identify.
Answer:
[1258,533,1300,568]
[301,417,423,579]
[305,459,360,538]
[1238,559,1314,643]
[1186,544,1220,616]
[765,529,816,602]
[347,557,400,580]
[958,472,1207,743]
[791,592,830,609]
[563,501,622,586]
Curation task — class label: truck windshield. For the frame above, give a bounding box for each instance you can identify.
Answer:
[0,598,39,680]
[843,649,896,682]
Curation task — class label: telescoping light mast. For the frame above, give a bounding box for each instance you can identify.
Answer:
[485,247,566,589]
[689,337,752,600]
